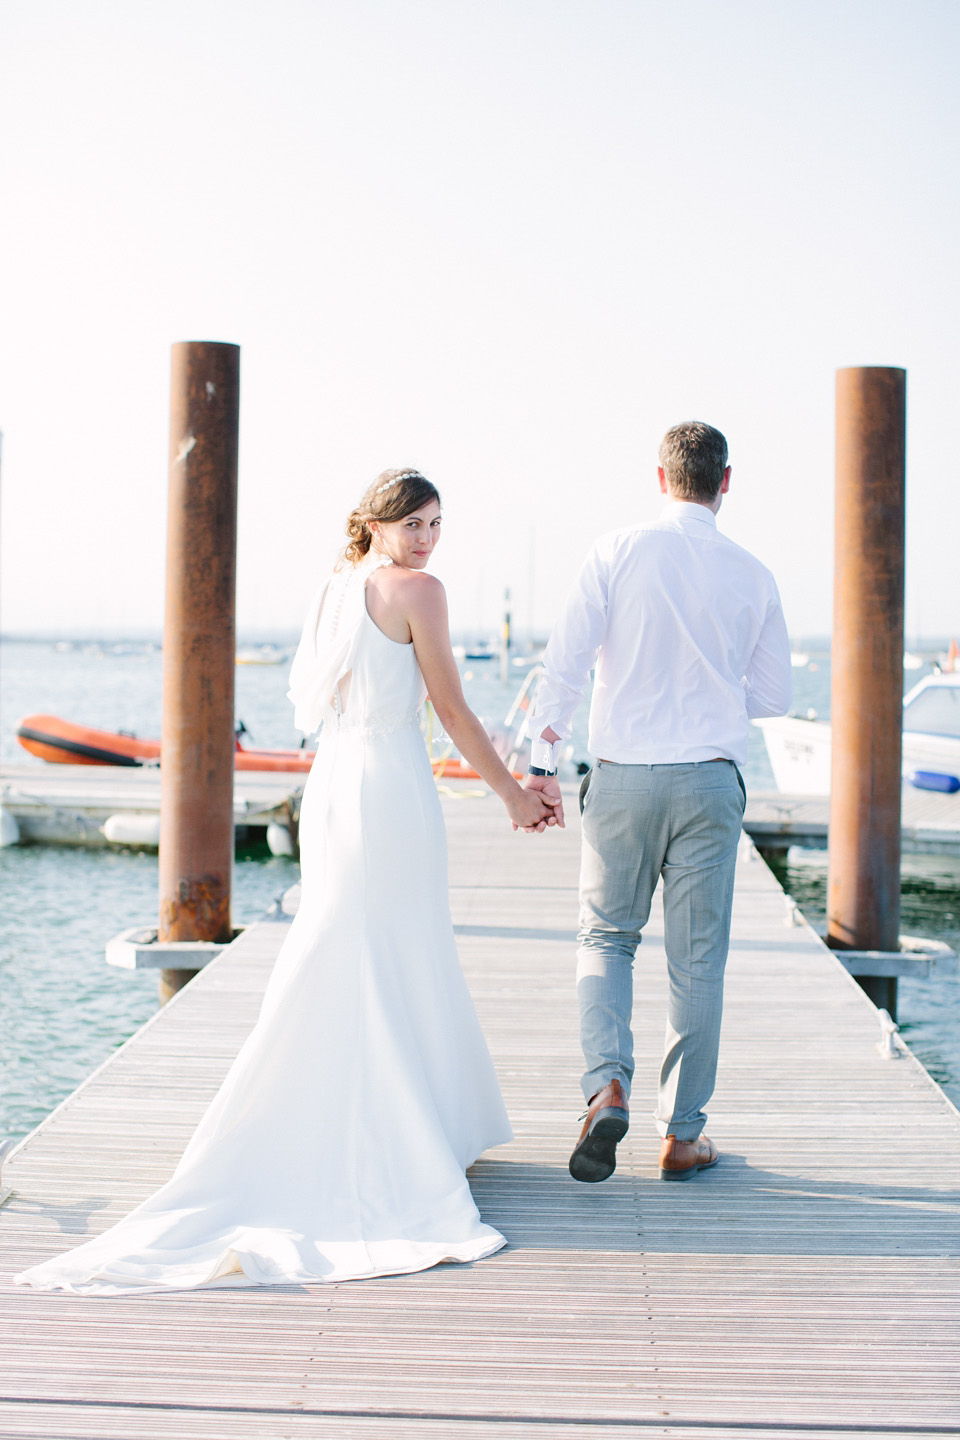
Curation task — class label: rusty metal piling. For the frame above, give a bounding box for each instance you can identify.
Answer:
[158,342,240,1003]
[827,366,906,1016]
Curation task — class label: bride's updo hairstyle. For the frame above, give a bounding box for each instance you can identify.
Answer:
[343,469,441,565]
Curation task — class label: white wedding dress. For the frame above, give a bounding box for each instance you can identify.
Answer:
[16,555,511,1294]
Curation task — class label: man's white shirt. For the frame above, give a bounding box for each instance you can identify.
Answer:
[533,501,792,766]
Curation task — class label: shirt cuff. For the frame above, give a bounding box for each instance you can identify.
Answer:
[530,713,571,743]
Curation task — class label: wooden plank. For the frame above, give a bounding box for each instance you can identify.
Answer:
[0,1405,942,1440]
[1,785,959,1436]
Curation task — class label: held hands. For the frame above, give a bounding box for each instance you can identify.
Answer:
[511,774,565,832]
[506,784,557,833]
[515,724,566,832]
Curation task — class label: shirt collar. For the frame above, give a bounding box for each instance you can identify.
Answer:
[660,499,717,529]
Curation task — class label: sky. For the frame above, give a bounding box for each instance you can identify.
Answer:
[1,0,958,643]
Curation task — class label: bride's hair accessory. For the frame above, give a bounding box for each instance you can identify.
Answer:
[375,470,423,497]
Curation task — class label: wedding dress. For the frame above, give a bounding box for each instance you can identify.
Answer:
[16,554,511,1293]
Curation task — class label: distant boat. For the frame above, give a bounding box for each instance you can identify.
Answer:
[755,672,960,794]
[903,651,924,670]
[790,651,810,669]
[236,645,289,666]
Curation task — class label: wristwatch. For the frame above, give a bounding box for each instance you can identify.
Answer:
[528,738,561,777]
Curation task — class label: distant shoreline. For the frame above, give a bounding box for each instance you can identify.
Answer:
[0,630,906,651]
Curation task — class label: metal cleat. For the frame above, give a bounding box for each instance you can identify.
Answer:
[0,1137,18,1206]
[876,1009,901,1060]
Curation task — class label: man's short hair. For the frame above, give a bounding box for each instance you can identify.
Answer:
[658,421,729,502]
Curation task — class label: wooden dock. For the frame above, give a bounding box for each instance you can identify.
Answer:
[2,786,959,1436]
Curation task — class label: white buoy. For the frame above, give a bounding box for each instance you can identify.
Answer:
[266,821,296,857]
[102,813,162,848]
[0,808,20,847]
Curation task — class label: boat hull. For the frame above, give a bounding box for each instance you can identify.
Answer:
[756,715,960,795]
[16,715,315,774]
[15,715,517,781]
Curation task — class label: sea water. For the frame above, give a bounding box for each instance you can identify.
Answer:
[1,639,958,1143]
[0,640,303,1141]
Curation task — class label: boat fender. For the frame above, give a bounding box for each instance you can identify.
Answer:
[0,808,20,847]
[102,813,162,847]
[908,770,960,794]
[266,821,297,857]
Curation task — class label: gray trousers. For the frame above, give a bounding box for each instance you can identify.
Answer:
[576,759,746,1140]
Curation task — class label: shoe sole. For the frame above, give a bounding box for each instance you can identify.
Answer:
[659,1151,720,1182]
[568,1108,629,1184]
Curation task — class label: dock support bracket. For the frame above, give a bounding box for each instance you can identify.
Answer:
[106,926,245,970]
[831,935,957,981]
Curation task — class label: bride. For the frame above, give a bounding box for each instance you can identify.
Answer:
[16,469,555,1294]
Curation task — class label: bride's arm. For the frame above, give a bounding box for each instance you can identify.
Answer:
[400,572,558,831]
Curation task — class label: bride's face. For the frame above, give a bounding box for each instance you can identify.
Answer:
[370,500,442,569]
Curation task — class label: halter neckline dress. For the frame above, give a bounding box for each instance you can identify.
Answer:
[16,556,511,1293]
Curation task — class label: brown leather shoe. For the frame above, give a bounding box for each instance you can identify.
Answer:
[659,1134,719,1181]
[569,1079,629,1183]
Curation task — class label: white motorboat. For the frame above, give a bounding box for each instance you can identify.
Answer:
[756,672,960,795]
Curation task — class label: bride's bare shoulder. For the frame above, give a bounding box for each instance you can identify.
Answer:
[371,566,445,609]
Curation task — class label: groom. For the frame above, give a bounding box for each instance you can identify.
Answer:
[526,421,791,1182]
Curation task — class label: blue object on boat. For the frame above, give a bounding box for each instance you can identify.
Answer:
[908,770,960,793]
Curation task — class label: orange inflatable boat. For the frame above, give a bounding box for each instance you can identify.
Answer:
[15,715,315,773]
[15,714,515,779]
[431,754,522,781]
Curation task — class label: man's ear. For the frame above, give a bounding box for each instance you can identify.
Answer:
[657,466,668,496]
[720,465,731,495]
